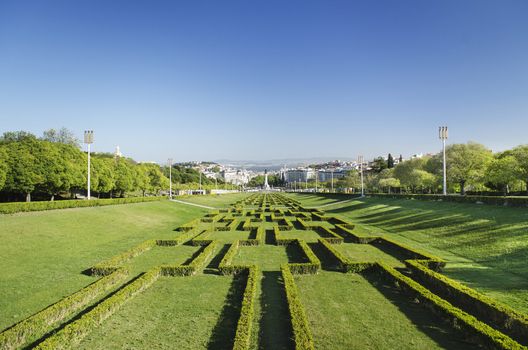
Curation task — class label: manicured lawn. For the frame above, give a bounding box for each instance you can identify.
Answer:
[287,193,528,313]
[78,275,233,350]
[278,229,321,242]
[295,271,477,350]
[198,229,252,243]
[125,245,200,275]
[233,245,297,271]
[0,200,206,330]
[175,193,250,208]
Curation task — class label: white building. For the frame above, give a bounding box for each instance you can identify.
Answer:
[221,169,251,186]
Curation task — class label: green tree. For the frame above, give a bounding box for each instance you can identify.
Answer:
[2,139,43,201]
[91,157,116,196]
[510,145,528,194]
[387,153,395,168]
[445,142,493,195]
[0,146,7,190]
[486,155,521,195]
[42,128,80,148]
[114,158,136,197]
[335,170,360,191]
[393,157,427,192]
[371,156,387,173]
[378,177,400,193]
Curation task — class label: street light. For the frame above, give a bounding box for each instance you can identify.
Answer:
[358,155,365,197]
[168,158,173,199]
[439,126,448,195]
[84,130,94,200]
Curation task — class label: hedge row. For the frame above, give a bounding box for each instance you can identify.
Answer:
[281,264,315,350]
[333,224,376,244]
[242,218,253,231]
[177,218,201,232]
[0,196,164,214]
[274,227,296,246]
[34,268,160,350]
[375,263,525,350]
[232,266,259,350]
[90,240,156,276]
[161,241,218,276]
[372,237,445,270]
[311,212,329,221]
[314,226,344,244]
[328,216,354,229]
[297,218,314,230]
[157,227,204,246]
[288,240,321,275]
[406,259,528,345]
[278,218,294,231]
[317,238,376,273]
[219,241,247,275]
[0,269,127,350]
[369,193,528,208]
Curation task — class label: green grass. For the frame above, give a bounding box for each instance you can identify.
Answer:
[277,229,322,242]
[125,245,200,275]
[175,193,250,208]
[295,271,477,350]
[78,275,233,350]
[233,245,301,271]
[0,201,206,330]
[196,229,252,243]
[287,193,528,313]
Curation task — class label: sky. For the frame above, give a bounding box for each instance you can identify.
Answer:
[1,0,527,163]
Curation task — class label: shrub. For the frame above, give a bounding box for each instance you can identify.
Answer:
[317,239,376,273]
[288,240,321,275]
[90,240,156,276]
[232,266,259,350]
[374,263,525,350]
[405,259,528,345]
[281,265,315,350]
[333,224,377,244]
[372,237,445,270]
[0,269,127,350]
[161,241,218,276]
[34,268,160,350]
[314,226,344,244]
[0,196,164,215]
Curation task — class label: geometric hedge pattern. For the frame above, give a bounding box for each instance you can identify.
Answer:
[1,193,527,350]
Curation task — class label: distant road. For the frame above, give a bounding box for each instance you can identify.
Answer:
[169,199,218,210]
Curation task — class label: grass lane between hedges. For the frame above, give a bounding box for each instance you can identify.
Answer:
[0,200,207,330]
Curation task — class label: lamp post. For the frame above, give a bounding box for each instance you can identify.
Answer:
[168,158,173,199]
[315,170,318,193]
[358,155,364,197]
[439,126,448,195]
[84,130,94,200]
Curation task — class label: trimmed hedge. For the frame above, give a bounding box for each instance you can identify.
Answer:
[372,237,445,270]
[369,193,528,208]
[0,196,164,214]
[219,241,249,275]
[288,240,321,275]
[177,218,201,232]
[34,268,160,350]
[328,216,354,229]
[0,269,127,350]
[314,226,343,244]
[281,264,315,350]
[406,259,528,345]
[161,241,218,276]
[274,227,296,246]
[278,218,294,231]
[317,239,376,273]
[157,227,204,246]
[242,218,253,231]
[232,266,259,350]
[333,224,377,244]
[90,240,156,276]
[375,263,525,350]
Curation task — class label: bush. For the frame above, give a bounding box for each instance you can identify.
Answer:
[34,268,160,350]
[372,237,445,270]
[90,240,156,276]
[333,224,377,244]
[314,226,344,244]
[287,240,321,275]
[232,266,259,350]
[161,241,217,276]
[405,259,528,345]
[0,269,127,350]
[375,263,524,350]
[0,196,165,214]
[317,238,376,273]
[281,265,315,350]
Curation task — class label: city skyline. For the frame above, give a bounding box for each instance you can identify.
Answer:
[1,1,527,162]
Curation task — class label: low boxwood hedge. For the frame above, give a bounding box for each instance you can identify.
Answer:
[34,268,160,350]
[0,269,127,350]
[406,259,528,345]
[287,240,321,275]
[232,266,259,350]
[90,240,156,276]
[281,264,315,350]
[161,241,217,276]
[0,196,164,215]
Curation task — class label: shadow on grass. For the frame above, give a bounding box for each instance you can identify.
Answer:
[308,242,340,271]
[259,271,294,350]
[207,273,246,350]
[264,229,275,245]
[363,272,480,350]
[206,243,231,272]
[286,243,305,263]
[24,273,142,349]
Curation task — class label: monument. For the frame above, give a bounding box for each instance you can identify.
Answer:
[263,169,271,190]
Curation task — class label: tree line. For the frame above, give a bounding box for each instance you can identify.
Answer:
[0,129,232,202]
[311,143,528,195]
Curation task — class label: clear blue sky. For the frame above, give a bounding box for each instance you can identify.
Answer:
[1,0,527,163]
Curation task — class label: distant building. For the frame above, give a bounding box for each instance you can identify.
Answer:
[221,169,251,185]
[283,169,315,183]
[317,169,347,182]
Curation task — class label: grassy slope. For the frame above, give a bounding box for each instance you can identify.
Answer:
[288,193,528,312]
[295,271,476,350]
[78,275,233,350]
[0,201,206,330]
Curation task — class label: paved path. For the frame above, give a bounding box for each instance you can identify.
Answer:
[169,199,218,210]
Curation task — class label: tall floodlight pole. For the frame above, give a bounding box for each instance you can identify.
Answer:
[199,171,202,191]
[315,170,318,193]
[168,158,173,199]
[84,130,94,200]
[358,155,365,197]
[439,126,448,195]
